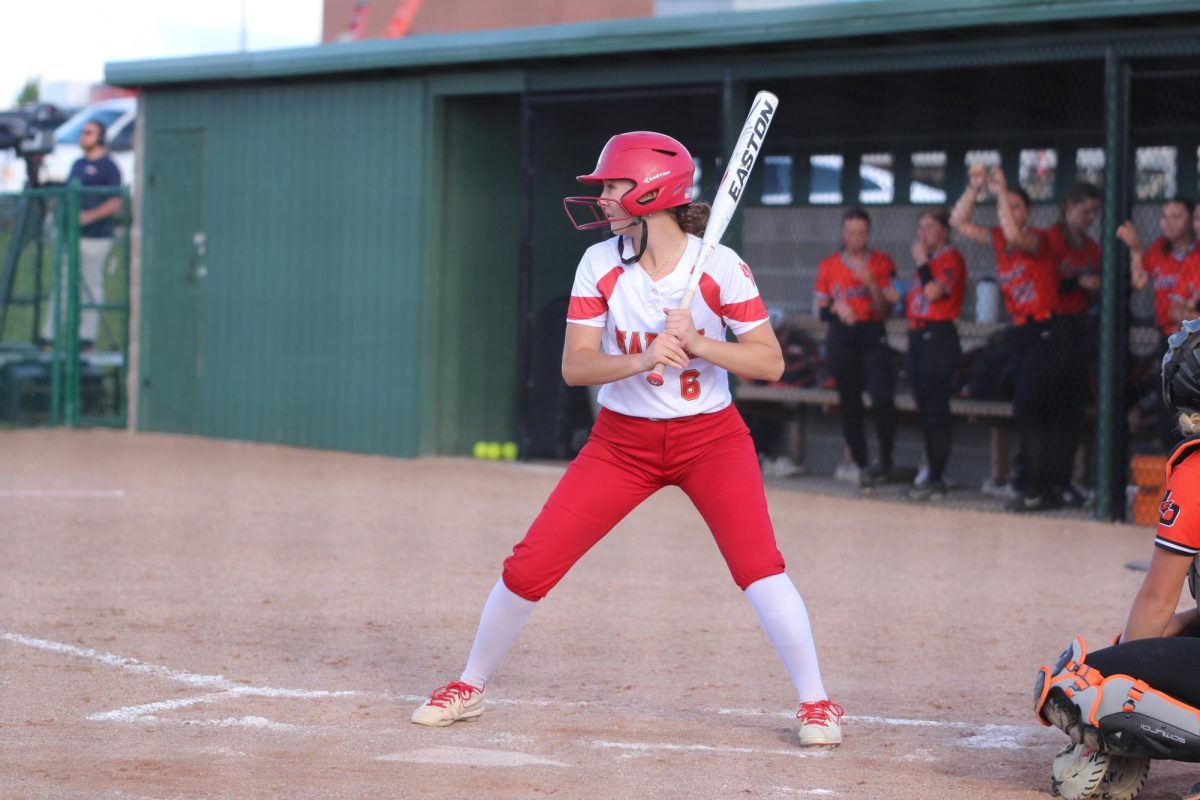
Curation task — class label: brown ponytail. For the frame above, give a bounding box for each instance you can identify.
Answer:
[669,202,711,236]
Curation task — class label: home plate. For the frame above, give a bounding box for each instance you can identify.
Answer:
[378,746,569,767]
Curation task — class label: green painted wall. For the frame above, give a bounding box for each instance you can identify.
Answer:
[430,95,521,452]
[140,78,428,455]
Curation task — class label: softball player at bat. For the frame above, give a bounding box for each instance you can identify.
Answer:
[1032,320,1200,800]
[411,131,845,746]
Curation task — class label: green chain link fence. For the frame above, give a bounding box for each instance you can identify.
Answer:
[0,183,130,428]
[699,46,1200,521]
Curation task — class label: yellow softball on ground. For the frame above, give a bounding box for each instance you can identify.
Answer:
[472,441,488,459]
[485,441,502,460]
[501,442,518,461]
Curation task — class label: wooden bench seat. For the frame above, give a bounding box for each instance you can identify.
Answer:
[733,382,1014,485]
[737,316,1162,485]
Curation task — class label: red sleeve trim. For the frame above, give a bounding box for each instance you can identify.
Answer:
[596,265,623,301]
[723,296,769,323]
[567,265,624,321]
[567,295,607,320]
[699,273,722,319]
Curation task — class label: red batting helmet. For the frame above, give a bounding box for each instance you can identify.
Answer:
[563,132,695,231]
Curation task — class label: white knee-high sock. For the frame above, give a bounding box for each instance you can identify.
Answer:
[745,572,827,704]
[459,579,537,689]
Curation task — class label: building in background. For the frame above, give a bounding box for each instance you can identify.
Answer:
[323,0,653,41]
[103,0,1200,522]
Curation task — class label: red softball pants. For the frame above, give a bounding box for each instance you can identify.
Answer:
[502,404,785,601]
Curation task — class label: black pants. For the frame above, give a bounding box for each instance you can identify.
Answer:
[908,322,962,482]
[1086,636,1200,711]
[1009,319,1077,500]
[826,320,895,470]
[1049,314,1092,489]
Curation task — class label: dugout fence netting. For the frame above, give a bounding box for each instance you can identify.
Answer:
[720,54,1199,520]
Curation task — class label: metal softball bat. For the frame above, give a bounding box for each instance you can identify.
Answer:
[647,90,779,386]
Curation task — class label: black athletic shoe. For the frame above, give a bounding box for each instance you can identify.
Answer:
[1009,492,1056,513]
[909,480,947,501]
[1059,484,1091,509]
[864,462,891,485]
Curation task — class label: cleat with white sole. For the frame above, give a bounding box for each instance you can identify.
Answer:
[797,699,844,746]
[411,681,486,727]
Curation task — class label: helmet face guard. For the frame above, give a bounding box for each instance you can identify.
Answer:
[562,195,637,232]
[1163,317,1200,416]
[564,131,695,230]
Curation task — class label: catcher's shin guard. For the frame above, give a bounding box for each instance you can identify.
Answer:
[1035,637,1200,762]
[1034,637,1104,751]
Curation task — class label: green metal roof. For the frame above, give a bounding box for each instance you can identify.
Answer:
[108,0,1197,88]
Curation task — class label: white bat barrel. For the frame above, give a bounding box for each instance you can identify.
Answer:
[647,90,779,386]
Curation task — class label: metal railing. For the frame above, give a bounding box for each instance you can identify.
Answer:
[0,183,130,428]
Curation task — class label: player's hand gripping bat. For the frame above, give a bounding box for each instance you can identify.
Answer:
[647,91,779,386]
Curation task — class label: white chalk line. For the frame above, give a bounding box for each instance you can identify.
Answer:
[1,631,228,688]
[4,628,1055,753]
[379,746,569,767]
[1,630,352,729]
[591,739,822,759]
[717,707,1051,750]
[0,489,126,498]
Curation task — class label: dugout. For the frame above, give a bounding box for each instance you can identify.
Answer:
[107,0,1200,519]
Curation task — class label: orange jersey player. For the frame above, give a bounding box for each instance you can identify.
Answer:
[952,165,1076,512]
[1043,183,1102,320]
[1118,197,1198,339]
[813,208,898,486]
[1042,182,1103,508]
[904,207,966,500]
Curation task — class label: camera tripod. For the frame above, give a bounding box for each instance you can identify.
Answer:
[0,152,49,343]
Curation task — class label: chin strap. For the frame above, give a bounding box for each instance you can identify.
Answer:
[619,220,649,266]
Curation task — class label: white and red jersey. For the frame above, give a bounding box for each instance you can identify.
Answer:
[566,233,770,419]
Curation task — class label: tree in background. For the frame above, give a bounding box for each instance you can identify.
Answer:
[16,77,39,106]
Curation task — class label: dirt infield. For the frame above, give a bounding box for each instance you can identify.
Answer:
[1,428,1195,799]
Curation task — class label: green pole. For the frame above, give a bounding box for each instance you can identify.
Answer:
[118,190,130,427]
[64,182,81,427]
[48,189,65,425]
[1096,48,1131,522]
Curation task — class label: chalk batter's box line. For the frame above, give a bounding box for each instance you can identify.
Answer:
[2,628,1052,750]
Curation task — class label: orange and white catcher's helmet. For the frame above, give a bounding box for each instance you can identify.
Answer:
[563,131,695,230]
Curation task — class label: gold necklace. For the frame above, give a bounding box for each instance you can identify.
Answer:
[646,235,687,279]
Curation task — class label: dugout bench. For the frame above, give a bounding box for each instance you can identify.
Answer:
[735,382,1015,485]
[734,317,1015,486]
[734,317,1164,486]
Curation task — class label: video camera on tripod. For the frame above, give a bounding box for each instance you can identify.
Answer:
[0,103,63,188]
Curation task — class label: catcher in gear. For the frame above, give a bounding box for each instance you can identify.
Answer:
[1032,318,1200,799]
